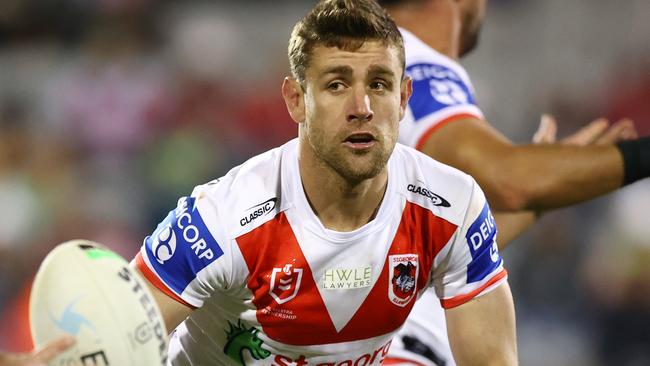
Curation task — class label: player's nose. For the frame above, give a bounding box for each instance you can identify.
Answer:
[347,87,373,123]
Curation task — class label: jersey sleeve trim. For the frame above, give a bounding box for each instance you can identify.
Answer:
[439,268,508,309]
[414,112,483,151]
[135,251,199,309]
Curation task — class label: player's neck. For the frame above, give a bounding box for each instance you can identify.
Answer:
[298,148,388,232]
[389,5,462,60]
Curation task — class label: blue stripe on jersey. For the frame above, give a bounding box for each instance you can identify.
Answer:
[464,202,502,283]
[406,62,477,121]
[144,196,224,295]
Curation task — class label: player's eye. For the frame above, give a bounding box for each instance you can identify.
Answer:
[327,81,346,92]
[370,80,389,92]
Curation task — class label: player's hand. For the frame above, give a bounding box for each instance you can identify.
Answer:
[534,114,637,146]
[0,336,75,366]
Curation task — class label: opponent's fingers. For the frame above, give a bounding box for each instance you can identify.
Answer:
[31,336,76,363]
[533,114,558,144]
[596,118,637,145]
[562,118,609,146]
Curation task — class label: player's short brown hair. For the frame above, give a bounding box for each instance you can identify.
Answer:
[288,0,404,83]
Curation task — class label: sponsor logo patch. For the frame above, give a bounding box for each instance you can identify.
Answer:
[388,254,419,307]
[407,184,451,207]
[269,264,303,305]
[323,266,372,290]
[465,202,502,283]
[240,198,277,226]
[144,196,224,296]
[406,62,476,121]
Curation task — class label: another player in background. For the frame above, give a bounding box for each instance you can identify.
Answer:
[378,0,649,365]
[130,1,517,364]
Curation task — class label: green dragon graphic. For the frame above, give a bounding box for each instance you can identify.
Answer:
[223,319,271,365]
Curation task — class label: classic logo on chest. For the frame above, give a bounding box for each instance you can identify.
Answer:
[388,254,419,307]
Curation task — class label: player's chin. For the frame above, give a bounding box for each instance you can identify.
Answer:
[344,156,386,181]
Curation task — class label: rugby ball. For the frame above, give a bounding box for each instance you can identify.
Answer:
[30,240,168,365]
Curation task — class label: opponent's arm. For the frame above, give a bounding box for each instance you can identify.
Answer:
[492,212,535,247]
[421,116,644,211]
[445,282,517,366]
[489,115,634,248]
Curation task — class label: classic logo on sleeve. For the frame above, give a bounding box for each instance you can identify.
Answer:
[406,63,477,121]
[144,196,224,295]
[388,254,419,307]
[269,264,303,305]
[465,202,502,283]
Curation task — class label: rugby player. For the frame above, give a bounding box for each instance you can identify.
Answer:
[6,1,518,365]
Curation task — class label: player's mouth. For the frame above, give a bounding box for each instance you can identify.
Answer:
[343,132,376,150]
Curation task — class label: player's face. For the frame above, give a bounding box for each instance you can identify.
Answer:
[295,42,411,184]
[459,0,487,56]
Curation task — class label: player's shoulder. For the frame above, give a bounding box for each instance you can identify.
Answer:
[400,27,472,83]
[191,140,295,238]
[392,143,477,226]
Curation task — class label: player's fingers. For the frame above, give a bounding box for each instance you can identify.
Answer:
[533,114,557,144]
[562,118,609,146]
[596,118,638,144]
[31,336,76,362]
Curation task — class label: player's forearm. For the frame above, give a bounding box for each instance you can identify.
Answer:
[130,262,193,333]
[422,118,650,211]
[479,143,624,211]
[446,283,518,366]
[493,211,537,250]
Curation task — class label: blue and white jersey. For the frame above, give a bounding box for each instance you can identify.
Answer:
[398,28,484,151]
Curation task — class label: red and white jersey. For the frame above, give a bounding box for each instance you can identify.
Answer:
[135,138,506,365]
[398,28,483,151]
[391,28,488,366]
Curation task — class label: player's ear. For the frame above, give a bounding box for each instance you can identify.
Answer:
[282,77,306,124]
[399,76,413,121]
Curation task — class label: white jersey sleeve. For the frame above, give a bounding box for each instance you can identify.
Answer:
[399,28,485,150]
[431,179,506,308]
[134,186,231,308]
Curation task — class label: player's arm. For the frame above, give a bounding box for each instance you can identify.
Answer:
[0,336,75,366]
[445,282,517,366]
[488,115,632,249]
[132,264,194,332]
[434,181,517,365]
[492,212,535,248]
[420,116,647,211]
[133,192,226,333]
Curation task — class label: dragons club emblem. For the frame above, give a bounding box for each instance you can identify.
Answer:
[388,254,419,307]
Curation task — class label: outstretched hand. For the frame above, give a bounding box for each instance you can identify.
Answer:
[534,114,637,146]
[0,336,75,366]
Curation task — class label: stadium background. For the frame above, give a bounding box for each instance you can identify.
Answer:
[0,0,648,364]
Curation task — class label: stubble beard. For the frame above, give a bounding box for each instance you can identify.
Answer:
[308,131,394,186]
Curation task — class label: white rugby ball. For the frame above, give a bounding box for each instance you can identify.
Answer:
[30,240,168,365]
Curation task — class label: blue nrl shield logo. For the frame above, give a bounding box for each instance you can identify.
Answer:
[388,254,418,307]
